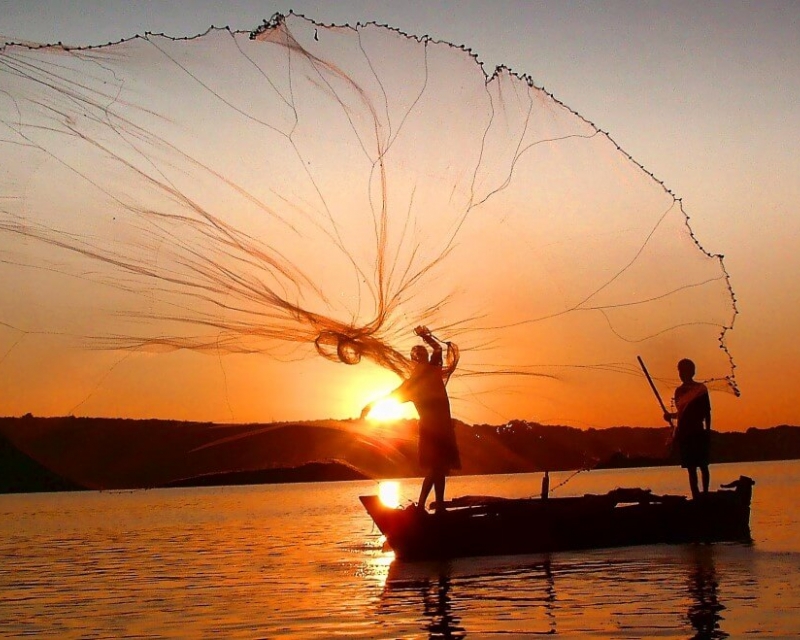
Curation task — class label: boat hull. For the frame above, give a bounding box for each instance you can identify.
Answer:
[360,476,754,561]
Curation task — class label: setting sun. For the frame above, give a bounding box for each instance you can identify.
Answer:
[378,481,401,508]
[366,398,406,422]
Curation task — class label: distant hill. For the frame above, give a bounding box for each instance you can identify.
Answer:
[0,429,84,493]
[1,416,799,494]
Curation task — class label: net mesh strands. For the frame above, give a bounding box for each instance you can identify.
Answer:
[0,13,737,427]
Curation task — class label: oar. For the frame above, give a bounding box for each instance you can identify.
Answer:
[637,356,675,438]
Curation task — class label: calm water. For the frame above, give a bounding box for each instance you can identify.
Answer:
[1,460,799,639]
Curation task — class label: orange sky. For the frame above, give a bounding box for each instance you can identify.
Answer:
[1,2,798,431]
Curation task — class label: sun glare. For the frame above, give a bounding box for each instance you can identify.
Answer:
[379,481,401,508]
[367,398,406,422]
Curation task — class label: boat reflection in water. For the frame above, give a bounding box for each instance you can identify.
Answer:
[380,563,466,639]
[419,574,465,639]
[686,545,728,640]
[373,544,740,638]
[379,555,557,638]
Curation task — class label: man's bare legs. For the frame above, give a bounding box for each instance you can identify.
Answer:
[418,471,447,512]
[700,465,710,493]
[418,475,433,510]
[688,466,711,499]
[688,467,699,499]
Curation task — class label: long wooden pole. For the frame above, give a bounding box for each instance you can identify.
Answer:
[637,356,674,431]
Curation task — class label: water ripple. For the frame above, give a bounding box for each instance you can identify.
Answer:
[1,462,799,638]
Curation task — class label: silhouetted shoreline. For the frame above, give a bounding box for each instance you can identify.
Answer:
[1,416,799,494]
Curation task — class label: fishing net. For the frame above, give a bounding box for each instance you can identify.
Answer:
[0,13,737,430]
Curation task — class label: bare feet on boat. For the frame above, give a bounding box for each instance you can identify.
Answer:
[430,501,446,515]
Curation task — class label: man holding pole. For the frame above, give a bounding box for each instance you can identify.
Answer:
[663,359,712,499]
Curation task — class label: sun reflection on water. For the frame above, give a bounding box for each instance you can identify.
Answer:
[356,548,394,590]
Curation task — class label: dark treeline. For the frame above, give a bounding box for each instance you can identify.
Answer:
[1,417,799,494]
[0,429,84,493]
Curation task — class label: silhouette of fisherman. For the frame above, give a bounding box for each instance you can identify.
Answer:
[664,359,712,499]
[361,326,460,513]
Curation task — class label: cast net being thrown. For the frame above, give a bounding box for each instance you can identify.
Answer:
[0,13,737,427]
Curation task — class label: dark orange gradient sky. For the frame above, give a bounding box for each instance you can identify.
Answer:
[1,1,798,431]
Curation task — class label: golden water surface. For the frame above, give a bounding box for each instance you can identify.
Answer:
[1,460,799,638]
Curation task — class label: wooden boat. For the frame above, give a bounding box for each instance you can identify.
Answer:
[360,476,755,561]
